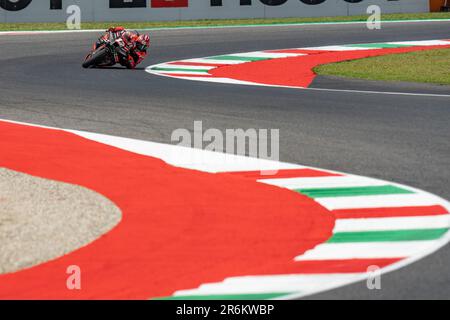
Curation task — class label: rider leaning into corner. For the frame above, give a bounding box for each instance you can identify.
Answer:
[96,26,150,69]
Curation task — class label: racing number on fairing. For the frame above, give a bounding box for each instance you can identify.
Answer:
[0,0,32,11]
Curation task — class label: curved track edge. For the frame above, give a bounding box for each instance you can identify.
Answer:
[1,119,449,300]
[146,39,450,97]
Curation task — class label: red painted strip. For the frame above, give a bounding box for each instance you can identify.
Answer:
[211,45,450,88]
[169,61,229,67]
[0,121,334,299]
[333,205,449,219]
[293,258,403,273]
[151,0,188,8]
[221,168,341,180]
[162,73,213,78]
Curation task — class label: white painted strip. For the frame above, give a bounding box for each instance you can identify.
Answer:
[160,74,270,86]
[258,175,386,189]
[334,215,450,233]
[155,63,216,71]
[174,274,360,296]
[174,287,286,297]
[150,70,212,76]
[294,240,440,261]
[228,51,305,59]
[69,129,303,173]
[386,40,450,46]
[301,45,372,51]
[182,58,246,65]
[221,273,359,285]
[316,194,441,210]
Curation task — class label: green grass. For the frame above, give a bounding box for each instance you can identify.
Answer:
[1,12,450,31]
[314,48,450,86]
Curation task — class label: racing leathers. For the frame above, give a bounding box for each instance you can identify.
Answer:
[96,26,149,69]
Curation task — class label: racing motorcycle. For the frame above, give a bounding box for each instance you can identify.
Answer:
[82,31,127,68]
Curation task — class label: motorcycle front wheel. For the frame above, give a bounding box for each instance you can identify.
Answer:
[82,47,110,69]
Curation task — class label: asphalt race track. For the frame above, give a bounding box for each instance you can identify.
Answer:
[1,21,449,299]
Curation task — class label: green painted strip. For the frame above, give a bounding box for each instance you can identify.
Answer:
[328,228,449,243]
[154,292,291,300]
[296,185,413,198]
[151,67,209,73]
[206,55,269,62]
[344,43,412,49]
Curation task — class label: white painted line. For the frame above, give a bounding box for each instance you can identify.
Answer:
[150,70,212,76]
[259,175,386,189]
[386,40,450,46]
[302,45,371,51]
[155,73,268,86]
[174,274,360,296]
[294,241,439,260]
[68,128,304,173]
[153,64,216,70]
[221,273,359,285]
[182,58,246,65]
[334,215,450,233]
[228,51,304,59]
[316,194,441,210]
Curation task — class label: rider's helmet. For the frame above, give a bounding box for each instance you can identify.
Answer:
[136,34,150,51]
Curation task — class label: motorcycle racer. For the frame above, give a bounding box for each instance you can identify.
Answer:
[95,26,150,69]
